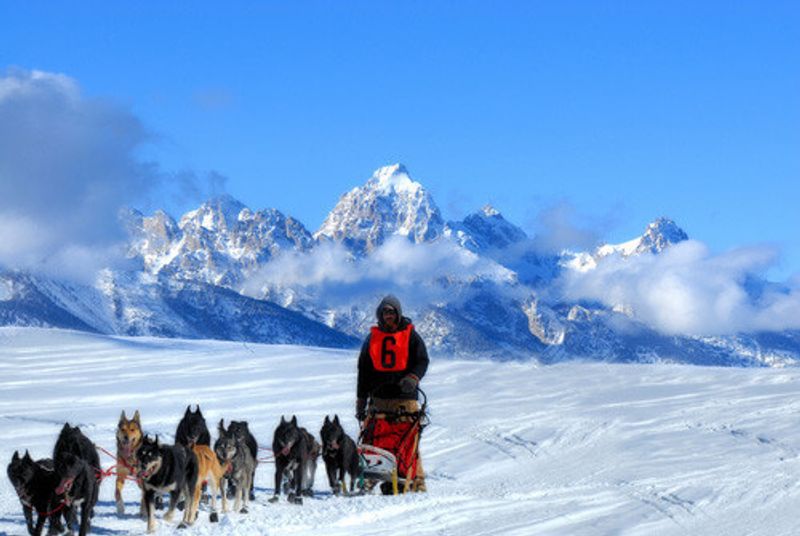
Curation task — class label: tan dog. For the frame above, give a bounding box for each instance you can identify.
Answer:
[190,444,228,523]
[115,410,144,516]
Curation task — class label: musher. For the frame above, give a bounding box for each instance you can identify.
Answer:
[355,294,429,492]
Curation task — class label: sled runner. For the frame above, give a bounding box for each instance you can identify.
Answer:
[357,389,427,495]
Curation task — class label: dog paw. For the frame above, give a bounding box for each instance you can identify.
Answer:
[240,506,249,514]
[177,522,187,530]
[210,512,219,523]
[268,495,279,503]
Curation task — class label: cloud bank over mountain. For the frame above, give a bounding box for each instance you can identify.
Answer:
[0,69,227,281]
[242,235,516,308]
[560,240,800,335]
[0,69,157,278]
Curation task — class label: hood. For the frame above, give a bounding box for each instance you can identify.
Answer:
[375,295,403,322]
[376,294,413,330]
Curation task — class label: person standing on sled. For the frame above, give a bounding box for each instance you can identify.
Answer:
[356,294,429,492]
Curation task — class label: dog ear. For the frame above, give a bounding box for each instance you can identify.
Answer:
[185,405,191,416]
[334,415,340,425]
[133,410,140,424]
[324,415,330,425]
[12,450,19,461]
[291,416,297,426]
[23,450,32,461]
[218,419,226,434]
[155,435,161,447]
[120,410,127,423]
[195,405,203,416]
[280,415,286,424]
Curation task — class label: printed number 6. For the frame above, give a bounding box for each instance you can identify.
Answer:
[381,337,397,369]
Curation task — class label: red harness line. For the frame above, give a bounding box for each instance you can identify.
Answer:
[94,444,139,482]
[34,499,67,518]
[35,446,120,520]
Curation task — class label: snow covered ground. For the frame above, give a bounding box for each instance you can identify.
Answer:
[1,327,800,535]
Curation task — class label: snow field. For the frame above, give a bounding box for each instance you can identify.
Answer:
[1,327,800,535]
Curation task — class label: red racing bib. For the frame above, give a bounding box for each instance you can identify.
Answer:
[369,324,414,372]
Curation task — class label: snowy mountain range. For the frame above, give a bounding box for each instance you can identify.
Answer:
[2,163,798,366]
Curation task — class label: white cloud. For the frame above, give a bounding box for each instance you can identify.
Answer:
[560,239,800,335]
[0,69,175,279]
[243,236,516,307]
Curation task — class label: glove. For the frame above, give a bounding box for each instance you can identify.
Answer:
[355,398,367,422]
[398,374,419,395]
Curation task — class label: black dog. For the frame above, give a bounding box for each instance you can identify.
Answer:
[214,423,256,514]
[7,451,65,535]
[269,416,319,505]
[320,415,361,496]
[137,435,199,533]
[53,453,99,536]
[52,424,100,536]
[175,405,211,448]
[218,419,258,501]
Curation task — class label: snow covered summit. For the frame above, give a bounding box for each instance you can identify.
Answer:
[597,217,689,258]
[444,204,528,253]
[314,164,445,254]
[131,196,313,286]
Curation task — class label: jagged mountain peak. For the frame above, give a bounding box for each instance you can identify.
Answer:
[641,217,689,251]
[445,204,527,253]
[596,216,688,258]
[180,194,248,231]
[481,204,500,217]
[315,164,444,253]
[368,163,420,194]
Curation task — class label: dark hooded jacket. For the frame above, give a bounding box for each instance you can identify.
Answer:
[357,295,429,401]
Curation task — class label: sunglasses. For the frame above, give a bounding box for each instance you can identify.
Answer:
[381,308,397,315]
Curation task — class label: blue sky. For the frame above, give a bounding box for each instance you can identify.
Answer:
[2,1,799,279]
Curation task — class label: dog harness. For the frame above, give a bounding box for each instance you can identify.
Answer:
[368,324,414,372]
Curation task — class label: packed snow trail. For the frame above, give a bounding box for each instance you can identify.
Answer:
[1,327,800,535]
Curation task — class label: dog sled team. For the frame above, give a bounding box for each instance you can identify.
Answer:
[7,295,429,534]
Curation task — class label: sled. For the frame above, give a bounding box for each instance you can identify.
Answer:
[357,389,427,495]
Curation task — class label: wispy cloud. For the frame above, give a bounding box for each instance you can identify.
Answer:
[243,236,517,309]
[0,68,212,281]
[560,239,800,335]
[528,201,606,254]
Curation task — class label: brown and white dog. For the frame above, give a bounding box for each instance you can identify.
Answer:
[115,410,144,516]
[190,444,228,523]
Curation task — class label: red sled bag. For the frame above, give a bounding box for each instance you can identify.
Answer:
[362,418,420,481]
[357,389,428,494]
